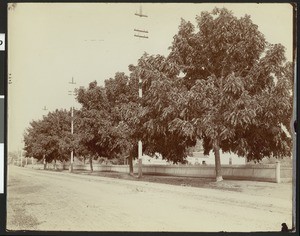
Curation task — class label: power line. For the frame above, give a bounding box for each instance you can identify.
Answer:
[84,39,104,42]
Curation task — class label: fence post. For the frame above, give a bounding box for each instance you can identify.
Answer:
[275,161,281,183]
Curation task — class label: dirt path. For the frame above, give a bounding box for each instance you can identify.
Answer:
[7,166,292,232]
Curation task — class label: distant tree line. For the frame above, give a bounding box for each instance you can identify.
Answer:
[23,8,294,181]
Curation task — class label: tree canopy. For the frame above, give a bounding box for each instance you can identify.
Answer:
[23,7,293,181]
[76,80,138,161]
[134,53,197,163]
[166,7,293,180]
[24,109,77,163]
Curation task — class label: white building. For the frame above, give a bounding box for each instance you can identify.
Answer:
[134,145,246,166]
[186,151,246,165]
[133,154,169,165]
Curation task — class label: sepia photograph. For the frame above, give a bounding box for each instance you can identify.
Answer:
[7,2,296,232]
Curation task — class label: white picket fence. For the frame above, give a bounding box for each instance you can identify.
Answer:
[25,161,293,183]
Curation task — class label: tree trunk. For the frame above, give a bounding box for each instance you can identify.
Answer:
[128,155,134,176]
[83,157,85,165]
[69,151,74,173]
[138,159,142,178]
[54,158,57,170]
[213,140,223,182]
[138,140,143,178]
[89,156,93,172]
[43,155,46,170]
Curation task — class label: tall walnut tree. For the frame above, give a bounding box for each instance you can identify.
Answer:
[168,8,293,180]
[76,80,136,169]
[105,72,140,170]
[24,109,78,164]
[136,53,197,163]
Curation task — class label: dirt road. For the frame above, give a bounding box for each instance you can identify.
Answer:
[7,166,292,232]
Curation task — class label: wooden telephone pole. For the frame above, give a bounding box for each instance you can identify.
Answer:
[134,5,149,178]
[68,77,76,172]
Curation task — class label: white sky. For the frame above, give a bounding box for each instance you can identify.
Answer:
[7,3,294,152]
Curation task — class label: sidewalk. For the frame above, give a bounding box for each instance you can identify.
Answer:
[25,165,293,201]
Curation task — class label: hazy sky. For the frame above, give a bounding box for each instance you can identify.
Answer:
[8,3,294,152]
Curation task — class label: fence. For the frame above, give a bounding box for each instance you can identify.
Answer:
[25,161,293,183]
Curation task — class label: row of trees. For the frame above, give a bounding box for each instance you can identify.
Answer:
[23,8,293,181]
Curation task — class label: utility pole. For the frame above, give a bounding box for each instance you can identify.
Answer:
[134,5,149,178]
[134,5,149,39]
[42,106,48,169]
[19,138,23,167]
[138,79,143,178]
[19,149,22,167]
[68,77,76,173]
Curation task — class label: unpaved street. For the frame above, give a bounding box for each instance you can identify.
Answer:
[7,166,292,232]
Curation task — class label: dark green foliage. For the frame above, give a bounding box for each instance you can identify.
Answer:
[23,7,293,173]
[76,77,141,162]
[134,54,198,163]
[168,7,293,163]
[23,109,77,162]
